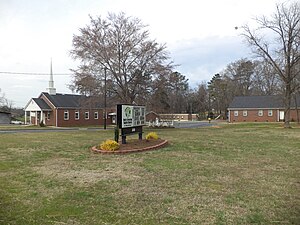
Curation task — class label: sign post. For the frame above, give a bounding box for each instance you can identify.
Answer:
[117,104,146,144]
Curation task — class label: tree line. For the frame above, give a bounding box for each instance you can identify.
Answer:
[70,1,299,127]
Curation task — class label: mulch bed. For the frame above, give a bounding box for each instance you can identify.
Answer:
[91,138,168,154]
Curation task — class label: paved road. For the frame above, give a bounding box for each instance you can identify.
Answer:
[173,121,215,128]
[0,127,108,134]
[0,121,216,133]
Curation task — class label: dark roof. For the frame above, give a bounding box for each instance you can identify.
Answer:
[42,92,102,109]
[33,98,52,110]
[228,95,300,109]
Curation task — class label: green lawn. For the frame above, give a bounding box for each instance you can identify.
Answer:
[0,123,299,224]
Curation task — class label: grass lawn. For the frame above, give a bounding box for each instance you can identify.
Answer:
[0,123,299,224]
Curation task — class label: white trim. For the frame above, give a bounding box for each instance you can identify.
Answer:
[94,111,98,119]
[64,110,69,120]
[75,111,80,120]
[35,111,38,125]
[25,99,42,111]
[85,111,89,120]
[268,110,273,117]
[279,111,285,120]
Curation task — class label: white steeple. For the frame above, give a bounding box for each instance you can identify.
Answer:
[46,58,56,95]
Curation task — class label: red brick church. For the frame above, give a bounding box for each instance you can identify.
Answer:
[24,63,115,127]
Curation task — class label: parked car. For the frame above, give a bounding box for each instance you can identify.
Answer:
[11,120,24,125]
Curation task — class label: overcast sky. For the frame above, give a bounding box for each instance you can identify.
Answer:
[0,0,285,107]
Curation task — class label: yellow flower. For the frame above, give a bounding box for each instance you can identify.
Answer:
[100,140,120,151]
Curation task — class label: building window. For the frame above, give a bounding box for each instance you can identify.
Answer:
[243,110,248,117]
[268,110,273,117]
[47,112,50,120]
[85,111,89,120]
[258,110,263,117]
[75,111,79,120]
[94,112,98,119]
[234,111,238,117]
[64,110,69,120]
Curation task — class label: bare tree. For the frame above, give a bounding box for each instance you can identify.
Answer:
[252,60,282,95]
[70,12,173,104]
[223,58,256,96]
[0,88,5,107]
[0,88,13,112]
[241,1,300,128]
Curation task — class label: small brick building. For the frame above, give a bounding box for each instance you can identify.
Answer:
[146,111,198,122]
[228,95,300,123]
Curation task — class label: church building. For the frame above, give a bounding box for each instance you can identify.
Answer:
[24,62,115,127]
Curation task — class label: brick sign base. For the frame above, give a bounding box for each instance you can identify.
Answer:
[91,140,168,154]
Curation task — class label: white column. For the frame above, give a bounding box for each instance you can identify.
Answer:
[24,110,27,125]
[35,111,38,125]
[40,110,43,124]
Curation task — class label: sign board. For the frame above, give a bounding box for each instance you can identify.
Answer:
[117,104,146,129]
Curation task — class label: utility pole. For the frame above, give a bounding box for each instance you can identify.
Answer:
[104,68,107,130]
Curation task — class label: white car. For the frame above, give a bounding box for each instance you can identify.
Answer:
[11,120,23,125]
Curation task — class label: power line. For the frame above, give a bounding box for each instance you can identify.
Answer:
[0,71,72,76]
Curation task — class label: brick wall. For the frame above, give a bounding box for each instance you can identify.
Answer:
[40,94,56,126]
[290,110,300,122]
[56,109,104,127]
[44,111,56,126]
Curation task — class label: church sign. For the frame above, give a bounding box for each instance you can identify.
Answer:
[117,104,146,143]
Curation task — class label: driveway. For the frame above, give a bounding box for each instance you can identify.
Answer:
[173,121,215,128]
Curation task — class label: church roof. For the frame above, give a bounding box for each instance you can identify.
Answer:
[32,98,52,110]
[41,92,102,109]
[228,95,300,109]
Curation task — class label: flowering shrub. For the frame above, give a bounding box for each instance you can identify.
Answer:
[100,139,120,151]
[146,132,159,140]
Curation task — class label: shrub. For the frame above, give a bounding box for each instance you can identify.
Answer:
[146,132,159,140]
[100,139,120,151]
[39,121,45,127]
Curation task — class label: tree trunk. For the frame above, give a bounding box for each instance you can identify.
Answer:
[284,82,292,128]
[295,95,299,124]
